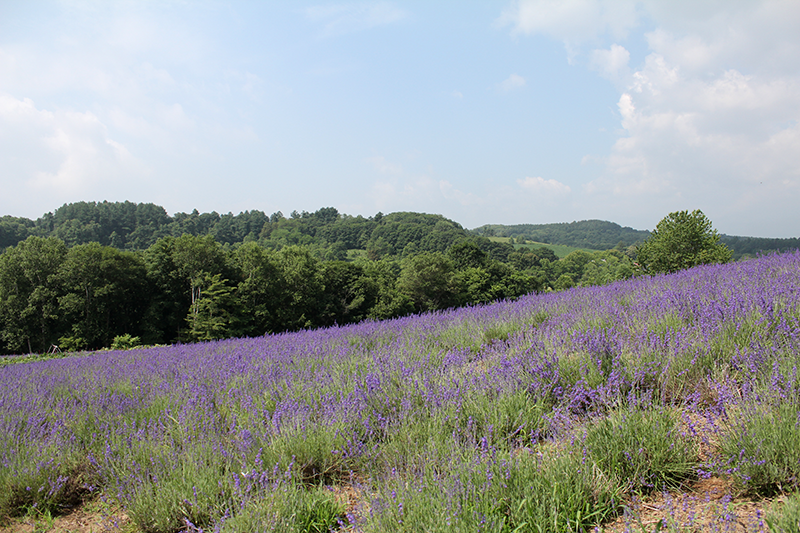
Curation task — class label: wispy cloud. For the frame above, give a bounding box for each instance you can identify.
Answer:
[589,43,630,83]
[517,176,571,195]
[439,180,483,206]
[498,73,526,92]
[497,0,639,44]
[304,2,407,37]
[366,155,403,175]
[0,92,148,212]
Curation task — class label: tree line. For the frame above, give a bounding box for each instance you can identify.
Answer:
[0,202,472,258]
[3,201,795,259]
[0,206,745,355]
[0,232,640,355]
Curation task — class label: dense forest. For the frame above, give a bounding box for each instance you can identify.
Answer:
[3,201,797,258]
[0,202,646,355]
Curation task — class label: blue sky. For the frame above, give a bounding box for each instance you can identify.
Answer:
[1,1,799,237]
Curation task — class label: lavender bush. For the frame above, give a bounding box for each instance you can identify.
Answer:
[1,251,800,531]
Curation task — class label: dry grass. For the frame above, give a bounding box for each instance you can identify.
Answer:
[0,499,131,533]
[600,477,780,532]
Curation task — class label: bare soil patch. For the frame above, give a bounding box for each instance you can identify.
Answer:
[601,477,779,532]
[0,501,130,533]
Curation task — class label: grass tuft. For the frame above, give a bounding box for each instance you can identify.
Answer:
[766,491,800,533]
[585,407,697,494]
[720,401,800,496]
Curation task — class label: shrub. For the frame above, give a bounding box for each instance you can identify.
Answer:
[110,334,141,350]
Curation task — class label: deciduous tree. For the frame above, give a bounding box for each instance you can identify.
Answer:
[637,210,732,274]
[0,237,66,353]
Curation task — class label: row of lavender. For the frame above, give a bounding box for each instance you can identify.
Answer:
[2,251,800,531]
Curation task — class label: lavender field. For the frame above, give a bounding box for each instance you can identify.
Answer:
[2,251,800,532]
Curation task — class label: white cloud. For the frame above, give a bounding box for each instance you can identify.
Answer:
[305,2,407,36]
[641,1,800,77]
[517,176,572,195]
[503,0,800,234]
[629,53,678,97]
[367,156,485,213]
[590,43,630,82]
[498,0,639,47]
[498,73,526,92]
[586,69,800,232]
[0,93,147,213]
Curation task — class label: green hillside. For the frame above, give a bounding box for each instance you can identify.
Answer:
[473,219,650,250]
[487,236,593,259]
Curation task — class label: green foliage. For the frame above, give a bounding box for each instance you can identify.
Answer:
[232,242,284,336]
[721,235,800,260]
[507,453,621,532]
[0,203,756,353]
[275,246,324,330]
[516,241,587,259]
[720,402,800,495]
[289,486,346,533]
[636,210,732,274]
[219,484,346,533]
[0,216,38,251]
[0,236,67,353]
[142,236,187,344]
[766,491,800,532]
[186,272,236,341]
[367,448,621,533]
[586,407,697,494]
[3,202,791,261]
[0,448,96,520]
[110,334,141,350]
[57,335,87,352]
[447,239,487,269]
[319,261,377,326]
[366,212,468,258]
[360,258,413,320]
[57,243,149,349]
[397,252,458,312]
[475,219,650,250]
[123,449,233,532]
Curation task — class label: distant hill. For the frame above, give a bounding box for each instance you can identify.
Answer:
[0,202,472,260]
[719,235,800,259]
[472,220,650,251]
[473,220,800,260]
[2,202,798,259]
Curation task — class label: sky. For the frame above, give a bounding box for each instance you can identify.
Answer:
[1,1,799,237]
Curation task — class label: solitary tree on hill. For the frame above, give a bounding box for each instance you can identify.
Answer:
[636,209,732,274]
